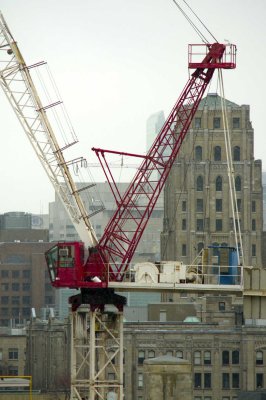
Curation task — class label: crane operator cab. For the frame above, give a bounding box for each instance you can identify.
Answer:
[45,242,108,289]
[45,242,85,288]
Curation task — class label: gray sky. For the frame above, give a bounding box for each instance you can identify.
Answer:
[0,0,265,214]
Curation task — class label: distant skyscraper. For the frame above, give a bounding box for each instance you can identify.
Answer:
[146,111,165,151]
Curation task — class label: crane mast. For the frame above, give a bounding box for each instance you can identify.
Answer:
[0,12,98,249]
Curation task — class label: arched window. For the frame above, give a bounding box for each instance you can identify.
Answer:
[176,350,183,359]
[214,146,221,161]
[216,176,222,191]
[204,351,211,365]
[233,146,240,161]
[235,176,241,191]
[197,242,204,253]
[232,350,239,365]
[195,146,202,161]
[148,350,155,359]
[212,242,219,257]
[196,176,203,191]
[138,350,145,364]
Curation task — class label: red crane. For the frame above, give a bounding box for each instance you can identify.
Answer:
[45,42,236,309]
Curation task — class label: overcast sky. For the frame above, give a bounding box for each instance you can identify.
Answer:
[0,0,265,214]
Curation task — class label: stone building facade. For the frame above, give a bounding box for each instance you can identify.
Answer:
[161,93,263,268]
[24,295,266,399]
[0,328,26,376]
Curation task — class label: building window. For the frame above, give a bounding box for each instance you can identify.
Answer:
[176,350,183,359]
[195,146,202,161]
[1,270,9,278]
[216,219,223,231]
[12,270,20,279]
[182,244,187,256]
[256,351,263,365]
[252,201,256,212]
[204,351,211,365]
[219,302,225,311]
[236,198,241,212]
[235,176,241,192]
[232,373,240,389]
[232,350,240,365]
[11,296,20,305]
[216,199,223,212]
[204,373,212,389]
[182,201,187,212]
[222,350,230,365]
[232,117,240,129]
[233,146,240,161]
[1,283,9,291]
[138,373,143,388]
[23,283,30,291]
[194,373,202,388]
[213,117,221,129]
[195,117,201,128]
[197,219,204,231]
[1,296,9,305]
[196,199,204,212]
[197,176,204,191]
[216,176,222,191]
[8,348,18,360]
[22,308,30,317]
[148,350,155,359]
[166,350,173,356]
[22,270,31,279]
[252,244,256,257]
[8,366,18,376]
[256,373,264,389]
[194,351,201,365]
[138,350,145,364]
[222,373,230,389]
[214,145,221,161]
[197,242,204,254]
[252,219,256,231]
[182,219,187,230]
[12,283,20,291]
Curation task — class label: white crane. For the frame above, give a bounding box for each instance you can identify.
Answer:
[0,12,98,249]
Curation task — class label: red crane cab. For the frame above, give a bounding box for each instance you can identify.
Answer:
[45,242,108,289]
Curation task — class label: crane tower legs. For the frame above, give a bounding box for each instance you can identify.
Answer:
[70,305,124,400]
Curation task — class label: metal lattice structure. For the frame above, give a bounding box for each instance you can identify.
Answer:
[71,307,123,400]
[91,43,237,282]
[0,12,98,249]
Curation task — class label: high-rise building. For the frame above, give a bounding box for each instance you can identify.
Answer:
[146,110,165,151]
[161,93,263,268]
